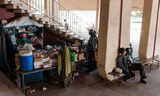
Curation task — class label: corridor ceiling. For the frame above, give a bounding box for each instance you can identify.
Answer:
[59,0,144,11]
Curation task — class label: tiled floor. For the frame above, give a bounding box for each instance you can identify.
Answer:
[27,65,160,96]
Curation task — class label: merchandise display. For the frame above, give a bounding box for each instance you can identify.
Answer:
[1,16,91,92]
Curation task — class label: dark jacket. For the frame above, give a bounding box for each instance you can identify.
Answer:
[117,56,130,76]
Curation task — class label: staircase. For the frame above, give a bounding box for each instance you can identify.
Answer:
[0,0,92,41]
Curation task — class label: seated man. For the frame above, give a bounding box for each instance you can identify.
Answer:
[117,48,147,84]
[126,48,134,64]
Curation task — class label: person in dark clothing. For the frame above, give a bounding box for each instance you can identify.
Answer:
[117,48,147,84]
[86,29,98,71]
[33,32,43,49]
[129,43,133,54]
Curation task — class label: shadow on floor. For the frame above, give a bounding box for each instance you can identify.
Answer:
[27,66,160,96]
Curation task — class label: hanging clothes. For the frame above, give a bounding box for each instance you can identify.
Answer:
[65,47,71,77]
[57,53,62,75]
[70,51,76,62]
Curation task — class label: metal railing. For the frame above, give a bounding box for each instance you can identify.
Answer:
[8,0,91,40]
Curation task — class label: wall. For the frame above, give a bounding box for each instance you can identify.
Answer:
[0,8,15,20]
[132,0,144,11]
[59,0,97,10]
[60,0,144,11]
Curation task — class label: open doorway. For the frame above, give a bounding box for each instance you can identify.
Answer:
[130,11,143,57]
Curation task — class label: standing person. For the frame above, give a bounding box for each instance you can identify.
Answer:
[129,43,133,55]
[117,48,147,84]
[64,19,69,31]
[33,32,43,49]
[86,29,98,71]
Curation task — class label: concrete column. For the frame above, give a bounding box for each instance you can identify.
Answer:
[97,0,121,78]
[154,1,160,56]
[46,0,53,19]
[139,0,159,59]
[120,0,131,48]
[95,0,100,32]
[52,0,59,22]
[45,0,48,16]
[97,0,132,78]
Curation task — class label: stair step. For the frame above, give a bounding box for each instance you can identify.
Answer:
[31,15,36,20]
[0,0,5,4]
[60,31,69,37]
[7,9,22,13]
[57,26,65,30]
[38,18,43,24]
[0,4,6,8]
[8,1,12,4]
[5,4,14,9]
[50,25,55,30]
[16,13,29,16]
[44,21,49,27]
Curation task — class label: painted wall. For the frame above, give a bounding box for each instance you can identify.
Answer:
[59,0,97,10]
[59,0,143,11]
[0,8,15,20]
[132,0,144,11]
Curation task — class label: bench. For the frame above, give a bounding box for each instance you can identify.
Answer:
[152,55,160,68]
[107,68,124,86]
[134,55,160,72]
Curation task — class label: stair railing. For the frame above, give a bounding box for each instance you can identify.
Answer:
[9,0,92,40]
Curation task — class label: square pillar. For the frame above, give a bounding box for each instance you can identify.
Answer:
[139,0,159,59]
[154,2,160,56]
[97,0,132,78]
[120,0,131,48]
[97,0,121,78]
[52,0,59,22]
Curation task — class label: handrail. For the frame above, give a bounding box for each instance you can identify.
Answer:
[21,0,62,26]
[53,0,91,26]
[51,0,91,40]
[20,0,79,35]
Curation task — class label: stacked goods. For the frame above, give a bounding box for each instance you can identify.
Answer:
[78,53,85,61]
[33,48,59,69]
[34,51,50,69]
[34,58,43,69]
[33,51,42,69]
[43,56,52,68]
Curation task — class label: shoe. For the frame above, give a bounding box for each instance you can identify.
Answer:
[122,76,127,81]
[143,76,147,79]
[140,80,147,84]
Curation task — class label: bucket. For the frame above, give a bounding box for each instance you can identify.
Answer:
[19,52,33,71]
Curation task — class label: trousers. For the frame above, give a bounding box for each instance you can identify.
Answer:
[129,63,146,80]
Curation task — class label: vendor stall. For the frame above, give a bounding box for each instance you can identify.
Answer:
[3,16,57,91]
[1,16,88,94]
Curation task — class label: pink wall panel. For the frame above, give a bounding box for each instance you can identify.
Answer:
[0,8,15,20]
